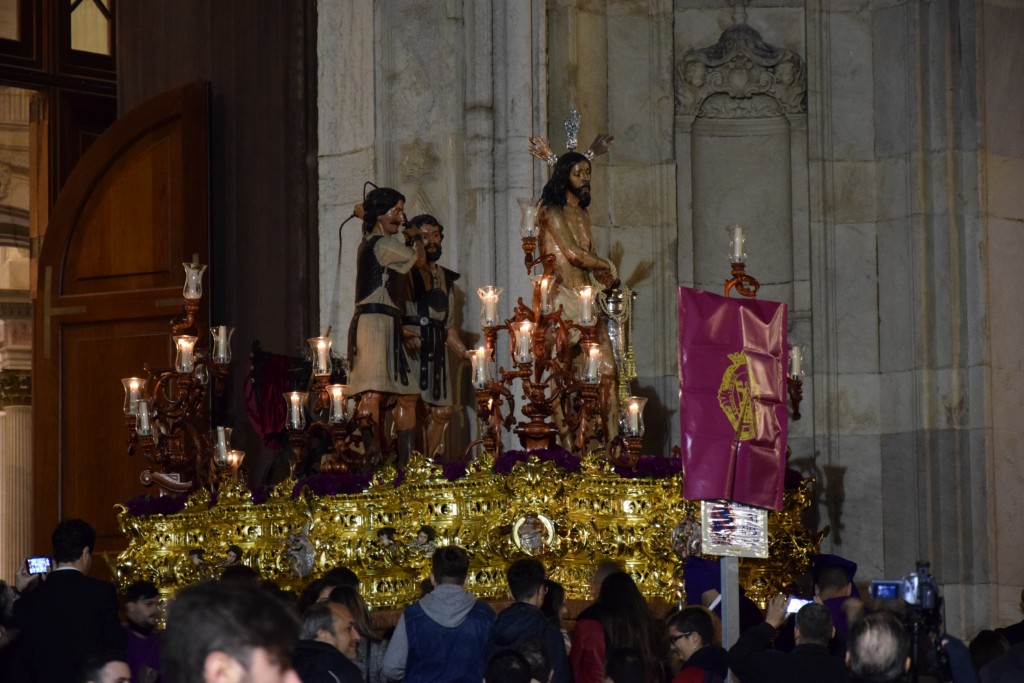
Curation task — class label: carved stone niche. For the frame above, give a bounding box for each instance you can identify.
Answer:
[675,24,809,309]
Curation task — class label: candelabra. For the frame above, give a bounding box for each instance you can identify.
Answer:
[469,200,648,464]
[280,336,365,476]
[722,225,804,421]
[122,263,241,494]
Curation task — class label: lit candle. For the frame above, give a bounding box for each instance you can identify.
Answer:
[121,377,144,416]
[174,335,198,374]
[577,286,596,325]
[471,347,490,388]
[729,225,745,263]
[288,392,302,429]
[308,337,332,376]
[515,321,535,363]
[624,396,647,436]
[226,450,245,475]
[538,276,553,314]
[478,286,502,327]
[789,345,803,378]
[328,384,348,423]
[583,344,602,384]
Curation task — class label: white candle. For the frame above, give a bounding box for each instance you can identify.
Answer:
[317,340,329,374]
[478,287,502,327]
[129,379,141,415]
[215,326,228,360]
[288,392,301,428]
[627,401,640,434]
[328,384,347,423]
[789,345,803,377]
[515,321,534,363]
[584,344,601,384]
[471,347,490,388]
[216,426,228,464]
[730,225,745,263]
[577,286,595,325]
[539,276,553,313]
[174,336,197,373]
[137,402,152,436]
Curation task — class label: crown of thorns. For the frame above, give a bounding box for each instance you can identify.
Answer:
[528,109,614,166]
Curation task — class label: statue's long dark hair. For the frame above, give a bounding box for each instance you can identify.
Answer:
[361,187,406,234]
[540,152,589,208]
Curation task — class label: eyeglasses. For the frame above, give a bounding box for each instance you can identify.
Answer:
[670,631,694,644]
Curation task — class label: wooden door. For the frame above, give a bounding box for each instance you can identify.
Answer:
[32,82,210,560]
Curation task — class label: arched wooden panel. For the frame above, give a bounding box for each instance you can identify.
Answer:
[33,82,210,559]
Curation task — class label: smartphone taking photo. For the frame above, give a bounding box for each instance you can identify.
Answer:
[25,556,51,575]
[785,596,812,614]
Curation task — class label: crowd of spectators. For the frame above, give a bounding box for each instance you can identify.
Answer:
[2,518,1024,683]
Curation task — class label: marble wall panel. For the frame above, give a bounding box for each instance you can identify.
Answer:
[875,156,910,222]
[828,161,876,223]
[827,433,884,577]
[879,370,916,435]
[871,4,911,158]
[879,430,922,576]
[835,372,881,435]
[876,217,916,373]
[826,8,875,161]
[832,222,879,374]
[982,5,1024,157]
[986,156,1024,221]
[992,427,1024,584]
[317,0,375,157]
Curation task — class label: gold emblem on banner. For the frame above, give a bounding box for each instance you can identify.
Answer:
[718,352,757,440]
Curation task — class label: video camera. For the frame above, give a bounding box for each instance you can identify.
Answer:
[869,560,939,610]
[870,561,946,683]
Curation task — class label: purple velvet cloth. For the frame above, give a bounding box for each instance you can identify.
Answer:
[677,287,788,510]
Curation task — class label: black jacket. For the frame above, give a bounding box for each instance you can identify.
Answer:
[11,568,126,682]
[728,621,850,683]
[293,639,363,683]
[492,601,571,683]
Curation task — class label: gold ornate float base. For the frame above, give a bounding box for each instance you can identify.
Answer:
[116,451,820,610]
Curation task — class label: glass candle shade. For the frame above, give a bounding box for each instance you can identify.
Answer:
[623,396,648,437]
[532,275,554,314]
[308,337,332,377]
[327,384,349,423]
[212,426,234,467]
[136,399,154,437]
[471,347,491,389]
[211,325,235,364]
[121,377,147,416]
[514,321,535,364]
[226,450,245,470]
[283,391,309,430]
[182,262,207,300]
[577,286,597,325]
[173,335,198,374]
[727,225,746,263]
[518,197,539,238]
[581,343,602,384]
[477,286,503,328]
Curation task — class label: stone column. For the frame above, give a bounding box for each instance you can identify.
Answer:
[0,302,32,580]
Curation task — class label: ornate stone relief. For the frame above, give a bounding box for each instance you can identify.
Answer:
[399,138,440,183]
[675,24,806,124]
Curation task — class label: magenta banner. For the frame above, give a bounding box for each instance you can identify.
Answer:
[678,287,788,510]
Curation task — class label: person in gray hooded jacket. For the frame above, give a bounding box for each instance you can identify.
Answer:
[382,545,495,682]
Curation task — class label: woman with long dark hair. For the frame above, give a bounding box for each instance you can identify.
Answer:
[570,571,668,683]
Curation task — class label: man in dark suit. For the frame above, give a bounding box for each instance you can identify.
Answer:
[11,518,126,682]
[728,596,850,683]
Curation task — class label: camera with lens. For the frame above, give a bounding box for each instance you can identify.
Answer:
[869,560,939,610]
[870,561,946,682]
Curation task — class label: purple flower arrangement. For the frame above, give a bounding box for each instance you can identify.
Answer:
[123,492,189,517]
[494,448,582,475]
